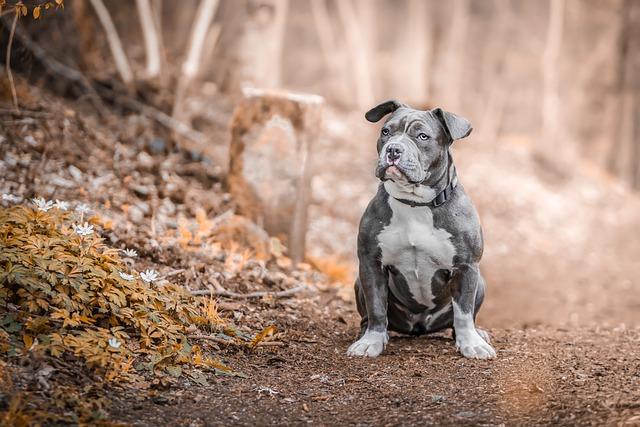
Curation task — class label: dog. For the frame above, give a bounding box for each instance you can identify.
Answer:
[347,100,496,359]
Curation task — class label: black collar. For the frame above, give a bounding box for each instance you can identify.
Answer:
[392,173,457,208]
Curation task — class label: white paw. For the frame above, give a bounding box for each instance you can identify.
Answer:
[456,328,496,359]
[476,328,491,344]
[347,331,389,357]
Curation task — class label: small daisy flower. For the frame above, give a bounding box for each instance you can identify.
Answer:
[140,269,159,283]
[108,338,122,349]
[75,203,91,215]
[119,271,135,281]
[2,193,21,204]
[54,200,70,211]
[121,248,138,258]
[73,222,94,236]
[32,197,54,212]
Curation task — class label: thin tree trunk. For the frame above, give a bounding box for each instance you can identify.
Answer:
[310,0,350,102]
[408,0,430,104]
[5,10,19,112]
[336,0,375,109]
[394,0,431,106]
[236,0,289,89]
[136,0,162,78]
[541,0,565,150]
[89,0,134,86]
[478,0,511,145]
[607,0,632,176]
[172,0,219,122]
[437,0,468,111]
[310,0,338,72]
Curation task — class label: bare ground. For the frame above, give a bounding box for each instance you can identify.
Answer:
[106,290,640,426]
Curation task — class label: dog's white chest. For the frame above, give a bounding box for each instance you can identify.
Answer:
[378,198,456,307]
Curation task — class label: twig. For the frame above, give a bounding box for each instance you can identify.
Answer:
[191,284,309,299]
[97,86,208,147]
[163,268,185,278]
[0,107,53,118]
[5,10,19,113]
[187,334,285,347]
[187,334,237,346]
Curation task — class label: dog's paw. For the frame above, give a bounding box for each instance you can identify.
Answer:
[346,331,388,357]
[455,329,496,359]
[476,328,491,344]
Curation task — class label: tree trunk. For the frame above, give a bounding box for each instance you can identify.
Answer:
[541,0,565,153]
[136,0,162,79]
[336,0,375,109]
[172,0,220,123]
[436,0,469,111]
[89,0,134,87]
[237,0,289,89]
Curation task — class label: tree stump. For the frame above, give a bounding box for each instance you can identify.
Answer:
[227,87,323,264]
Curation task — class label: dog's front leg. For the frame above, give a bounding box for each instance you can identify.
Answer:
[347,259,389,357]
[451,263,496,359]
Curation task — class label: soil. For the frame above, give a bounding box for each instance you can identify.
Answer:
[1,86,640,426]
[107,293,640,426]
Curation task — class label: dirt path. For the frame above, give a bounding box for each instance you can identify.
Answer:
[106,290,640,427]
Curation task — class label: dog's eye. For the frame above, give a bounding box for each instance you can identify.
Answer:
[381,128,390,136]
[418,133,429,140]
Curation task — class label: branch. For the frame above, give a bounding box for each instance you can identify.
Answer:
[187,334,285,347]
[5,10,19,112]
[89,0,134,86]
[191,284,309,299]
[96,85,207,146]
[1,16,105,111]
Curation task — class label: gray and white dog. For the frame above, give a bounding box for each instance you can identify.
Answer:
[347,100,496,359]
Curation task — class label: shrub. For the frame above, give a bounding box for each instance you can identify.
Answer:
[0,202,233,380]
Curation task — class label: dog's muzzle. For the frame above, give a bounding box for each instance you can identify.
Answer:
[377,139,425,183]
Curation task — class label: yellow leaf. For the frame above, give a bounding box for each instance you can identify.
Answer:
[249,325,277,349]
[33,6,40,18]
[23,334,33,349]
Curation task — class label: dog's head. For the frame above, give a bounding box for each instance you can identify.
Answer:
[366,100,472,185]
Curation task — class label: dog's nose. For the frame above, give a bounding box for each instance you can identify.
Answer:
[386,144,403,161]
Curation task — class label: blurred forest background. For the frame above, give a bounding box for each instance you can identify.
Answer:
[1,0,639,329]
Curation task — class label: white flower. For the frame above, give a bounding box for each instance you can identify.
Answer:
[119,271,135,281]
[108,338,122,349]
[54,200,70,211]
[2,193,21,203]
[73,222,94,236]
[140,269,159,283]
[121,248,138,258]
[75,203,91,215]
[32,197,54,212]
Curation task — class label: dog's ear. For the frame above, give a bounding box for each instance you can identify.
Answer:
[365,100,405,123]
[433,107,472,141]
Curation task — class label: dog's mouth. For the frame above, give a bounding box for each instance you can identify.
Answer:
[384,165,405,180]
